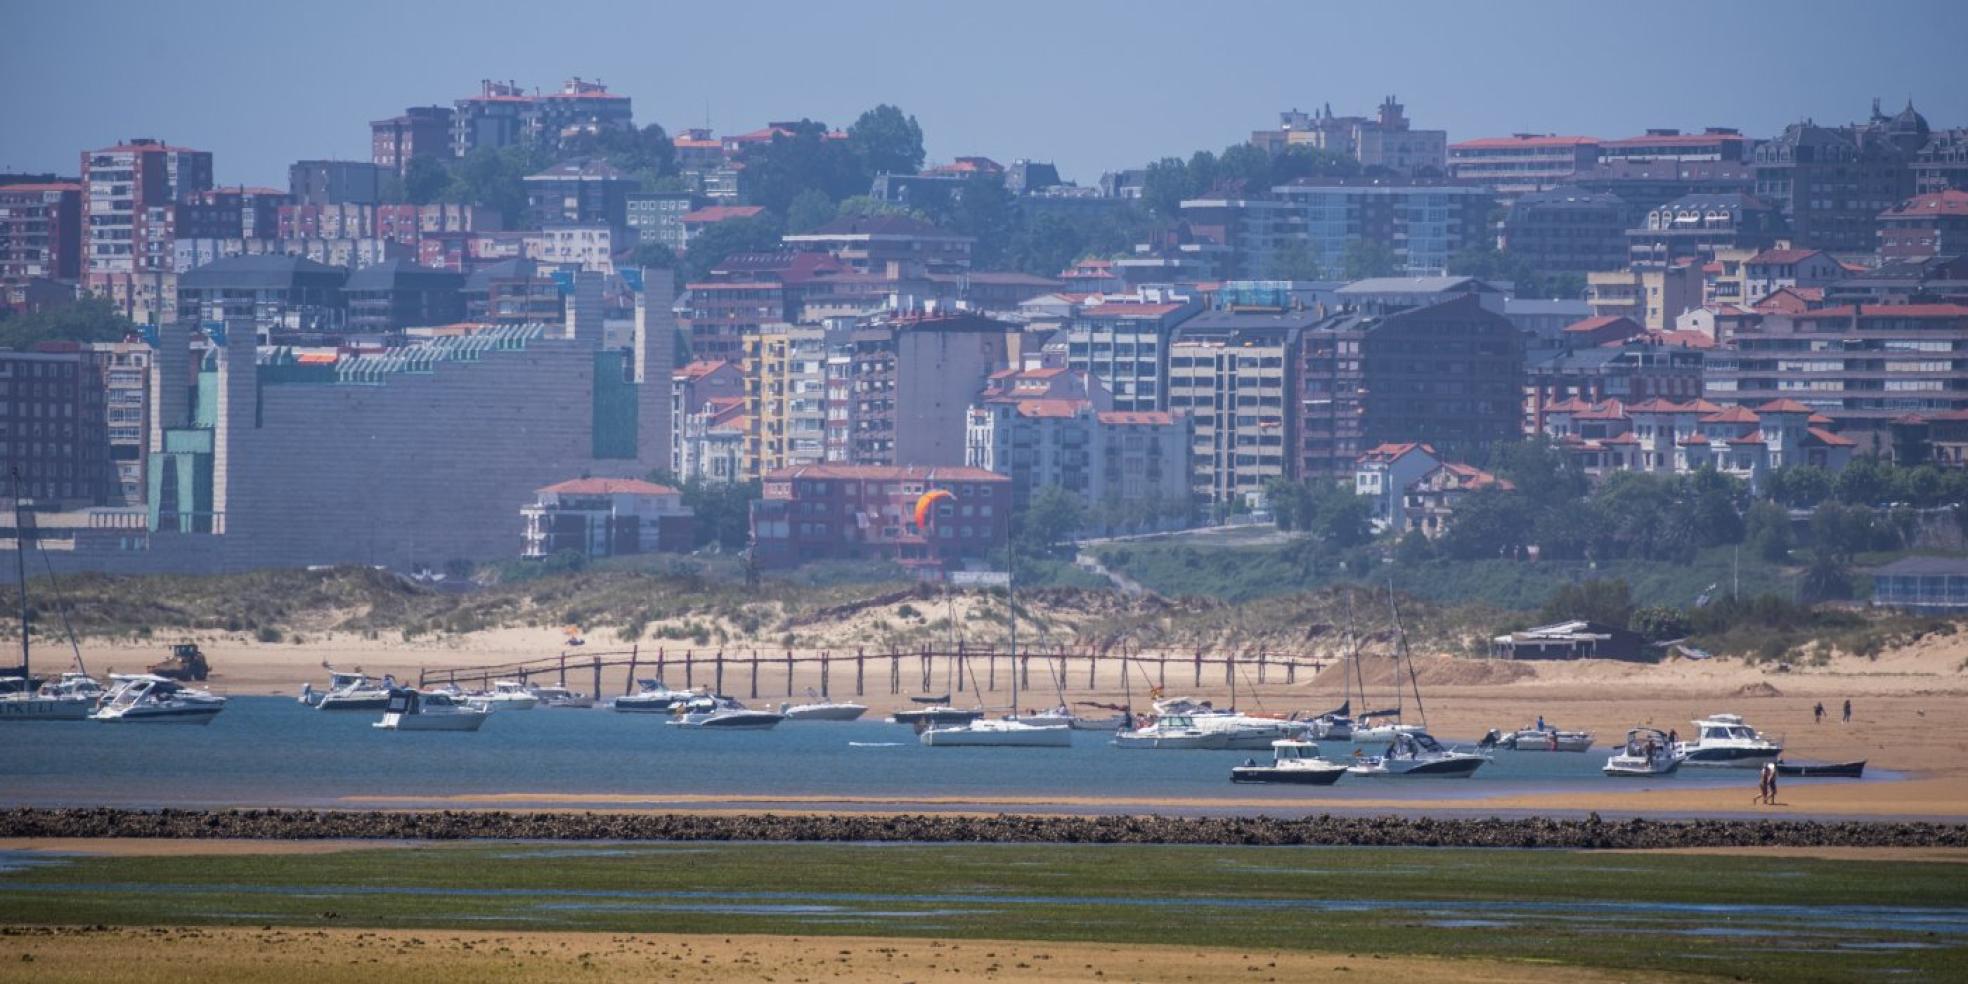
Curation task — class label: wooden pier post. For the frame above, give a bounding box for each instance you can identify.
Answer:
[1192,648,1201,688]
[785,649,794,697]
[749,649,758,700]
[591,655,601,700]
[1258,649,1266,685]
[625,645,638,695]
[558,652,568,688]
[920,646,931,693]
[855,648,865,697]
[684,650,694,689]
[714,650,725,695]
[1087,650,1096,689]
[987,651,996,692]
[889,653,900,695]
[954,644,964,695]
[1286,660,1296,685]
[821,651,830,699]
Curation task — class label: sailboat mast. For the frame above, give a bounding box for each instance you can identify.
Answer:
[1006,524,1018,712]
[1387,581,1426,731]
[11,471,29,682]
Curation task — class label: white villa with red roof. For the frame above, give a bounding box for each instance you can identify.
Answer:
[1539,397,1857,488]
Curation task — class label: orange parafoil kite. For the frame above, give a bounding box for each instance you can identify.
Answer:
[914,488,955,530]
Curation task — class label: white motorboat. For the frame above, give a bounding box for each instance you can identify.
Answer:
[1674,713,1782,768]
[780,697,869,721]
[1067,712,1128,731]
[301,670,394,711]
[1603,727,1683,777]
[889,704,986,729]
[473,680,540,711]
[920,716,1072,747]
[668,694,784,730]
[526,684,594,709]
[613,678,691,713]
[1230,739,1350,785]
[1113,713,1235,750]
[1344,731,1487,778]
[1149,696,1307,749]
[0,496,99,722]
[374,689,489,731]
[91,673,226,724]
[1480,721,1596,753]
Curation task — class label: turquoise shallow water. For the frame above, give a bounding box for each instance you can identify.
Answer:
[0,696,1849,812]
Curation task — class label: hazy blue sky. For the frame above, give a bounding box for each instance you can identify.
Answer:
[4,0,1965,187]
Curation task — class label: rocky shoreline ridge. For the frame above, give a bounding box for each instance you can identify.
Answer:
[3,808,1966,849]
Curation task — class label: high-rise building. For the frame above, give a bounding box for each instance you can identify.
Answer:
[745,324,830,477]
[288,160,384,206]
[1167,307,1309,503]
[1058,294,1201,412]
[0,347,114,509]
[1501,187,1631,277]
[370,106,454,177]
[0,182,82,285]
[1877,189,1968,260]
[1297,294,1524,479]
[1752,101,1927,253]
[1182,180,1493,279]
[81,138,213,322]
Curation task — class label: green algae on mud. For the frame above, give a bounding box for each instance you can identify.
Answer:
[2,842,1964,984]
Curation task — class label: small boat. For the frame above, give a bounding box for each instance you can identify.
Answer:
[1351,716,1424,744]
[1480,722,1596,753]
[1345,731,1486,778]
[668,694,784,730]
[1603,727,1683,777]
[302,670,394,711]
[526,684,594,709]
[91,673,226,724]
[1149,697,1307,750]
[1067,712,1128,731]
[1675,713,1783,768]
[1231,739,1349,785]
[472,680,540,711]
[919,716,1072,747]
[889,705,985,729]
[1775,759,1866,778]
[0,672,99,721]
[780,695,869,721]
[374,688,488,732]
[613,679,691,713]
[1114,713,1235,750]
[1307,712,1354,741]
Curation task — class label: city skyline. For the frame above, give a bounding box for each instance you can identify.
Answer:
[4,0,1967,186]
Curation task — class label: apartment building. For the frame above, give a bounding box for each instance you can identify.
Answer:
[749,465,1010,572]
[1182,180,1491,279]
[288,160,384,206]
[1166,307,1307,503]
[451,78,633,158]
[0,347,115,509]
[1877,189,1968,259]
[88,340,151,506]
[1704,303,1968,440]
[1540,397,1854,489]
[1501,187,1631,276]
[176,254,349,342]
[1525,340,1706,434]
[746,324,830,477]
[520,477,692,559]
[1599,128,1750,165]
[1752,105,1925,253]
[81,138,213,321]
[843,310,1018,467]
[1298,294,1524,479]
[671,359,744,476]
[1587,263,1702,332]
[370,106,454,178]
[781,215,975,274]
[965,378,1189,520]
[625,191,698,254]
[1627,192,1786,267]
[524,159,636,232]
[1448,135,1600,200]
[341,260,466,335]
[1058,294,1200,412]
[0,183,82,287]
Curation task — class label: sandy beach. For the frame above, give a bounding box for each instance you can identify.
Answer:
[0,926,1693,983]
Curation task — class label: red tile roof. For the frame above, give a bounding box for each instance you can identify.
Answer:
[540,478,679,496]
[1652,329,1717,349]
[1452,135,1600,150]
[1701,406,1760,424]
[1599,432,1642,445]
[1015,399,1090,418]
[1747,248,1828,265]
[1794,304,1968,319]
[1754,398,1813,414]
[1359,441,1439,463]
[1808,413,1834,425]
[1573,400,1629,421]
[0,182,81,194]
[1807,427,1857,447]
[1678,433,1713,446]
[682,205,765,225]
[1624,398,1687,413]
[1728,433,1767,446]
[676,359,734,379]
[1880,189,1968,218]
[1097,410,1178,426]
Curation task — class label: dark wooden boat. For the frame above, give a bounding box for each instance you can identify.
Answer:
[1775,759,1866,778]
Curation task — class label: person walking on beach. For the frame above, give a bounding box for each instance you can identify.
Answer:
[1814,702,1824,724]
[1756,761,1778,805]
[1842,699,1852,724]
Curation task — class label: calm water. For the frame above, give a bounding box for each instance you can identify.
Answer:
[0,697,1836,812]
